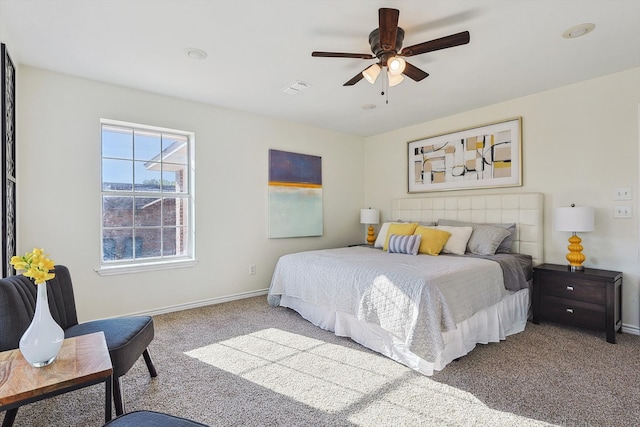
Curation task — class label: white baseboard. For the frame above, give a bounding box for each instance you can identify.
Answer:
[118,288,269,318]
[622,323,640,335]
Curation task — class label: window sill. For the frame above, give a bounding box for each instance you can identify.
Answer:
[95,259,197,276]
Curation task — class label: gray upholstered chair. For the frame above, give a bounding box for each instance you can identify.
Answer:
[103,411,209,426]
[0,265,157,416]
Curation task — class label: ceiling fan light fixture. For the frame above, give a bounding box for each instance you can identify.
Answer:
[362,63,381,84]
[387,56,406,76]
[388,72,404,87]
[311,8,467,88]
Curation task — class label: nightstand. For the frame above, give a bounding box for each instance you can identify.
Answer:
[532,263,622,343]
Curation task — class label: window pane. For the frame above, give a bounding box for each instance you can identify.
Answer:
[135,197,161,226]
[103,196,133,227]
[134,161,161,192]
[134,130,162,162]
[162,197,188,226]
[162,134,188,165]
[102,126,133,159]
[162,198,176,226]
[136,228,161,258]
[162,227,177,256]
[102,159,133,191]
[162,163,188,193]
[102,229,133,261]
[163,226,188,256]
[177,227,189,257]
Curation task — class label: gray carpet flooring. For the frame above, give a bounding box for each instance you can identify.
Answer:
[6,296,640,426]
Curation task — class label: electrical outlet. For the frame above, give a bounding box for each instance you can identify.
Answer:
[614,187,632,200]
[614,206,632,218]
[249,264,256,275]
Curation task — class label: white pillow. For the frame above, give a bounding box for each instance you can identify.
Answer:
[435,226,473,255]
[374,222,403,248]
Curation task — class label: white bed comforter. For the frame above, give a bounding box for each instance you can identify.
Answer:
[268,247,508,362]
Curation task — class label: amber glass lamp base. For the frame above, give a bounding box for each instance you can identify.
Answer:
[366,225,376,245]
[566,233,586,271]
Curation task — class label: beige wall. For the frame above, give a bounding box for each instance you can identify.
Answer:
[364,67,640,332]
[16,66,365,321]
[11,59,640,333]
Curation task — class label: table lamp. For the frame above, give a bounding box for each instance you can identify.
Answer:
[554,204,595,271]
[360,208,380,245]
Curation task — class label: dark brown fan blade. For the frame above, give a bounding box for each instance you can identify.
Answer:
[400,31,470,57]
[402,62,429,81]
[312,51,375,59]
[343,70,365,86]
[379,8,400,51]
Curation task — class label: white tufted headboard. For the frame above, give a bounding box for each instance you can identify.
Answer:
[391,193,544,265]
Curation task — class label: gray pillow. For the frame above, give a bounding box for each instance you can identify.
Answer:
[492,222,516,253]
[437,219,512,255]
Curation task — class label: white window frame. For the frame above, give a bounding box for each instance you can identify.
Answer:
[96,119,196,276]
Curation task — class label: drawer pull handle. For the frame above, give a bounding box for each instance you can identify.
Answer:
[566,308,574,314]
[566,285,574,291]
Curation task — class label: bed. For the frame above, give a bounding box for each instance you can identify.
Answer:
[268,193,543,375]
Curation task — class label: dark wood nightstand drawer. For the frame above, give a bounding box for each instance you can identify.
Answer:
[539,295,605,330]
[537,272,605,304]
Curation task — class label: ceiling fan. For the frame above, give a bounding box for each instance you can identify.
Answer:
[312,8,470,87]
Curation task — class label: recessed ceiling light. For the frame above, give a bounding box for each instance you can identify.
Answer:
[362,104,377,110]
[562,23,595,39]
[184,48,208,59]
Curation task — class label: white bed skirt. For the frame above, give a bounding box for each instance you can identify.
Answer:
[279,288,529,376]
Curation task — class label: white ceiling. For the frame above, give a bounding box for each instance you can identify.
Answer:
[1,0,639,137]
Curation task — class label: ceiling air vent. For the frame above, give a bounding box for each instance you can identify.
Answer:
[282,81,311,95]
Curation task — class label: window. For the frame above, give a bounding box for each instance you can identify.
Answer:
[99,119,195,274]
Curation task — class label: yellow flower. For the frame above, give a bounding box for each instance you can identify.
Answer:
[10,256,29,271]
[10,248,56,285]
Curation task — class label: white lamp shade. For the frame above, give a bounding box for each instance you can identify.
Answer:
[362,64,381,84]
[554,206,595,232]
[388,71,404,87]
[360,208,380,225]
[387,57,406,76]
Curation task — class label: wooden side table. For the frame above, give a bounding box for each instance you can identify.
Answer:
[0,332,113,426]
[532,263,622,343]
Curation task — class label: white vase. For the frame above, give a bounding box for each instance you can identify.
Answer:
[19,281,65,367]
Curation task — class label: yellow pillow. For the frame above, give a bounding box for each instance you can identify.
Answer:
[383,223,418,251]
[413,226,451,256]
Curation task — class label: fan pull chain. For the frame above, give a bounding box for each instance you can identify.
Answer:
[381,67,390,104]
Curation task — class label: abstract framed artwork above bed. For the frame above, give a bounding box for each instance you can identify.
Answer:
[268,192,543,376]
[408,117,522,193]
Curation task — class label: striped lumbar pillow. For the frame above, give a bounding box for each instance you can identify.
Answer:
[387,234,421,255]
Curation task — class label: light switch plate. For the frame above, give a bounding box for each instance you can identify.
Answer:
[614,187,632,200]
[614,205,632,218]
